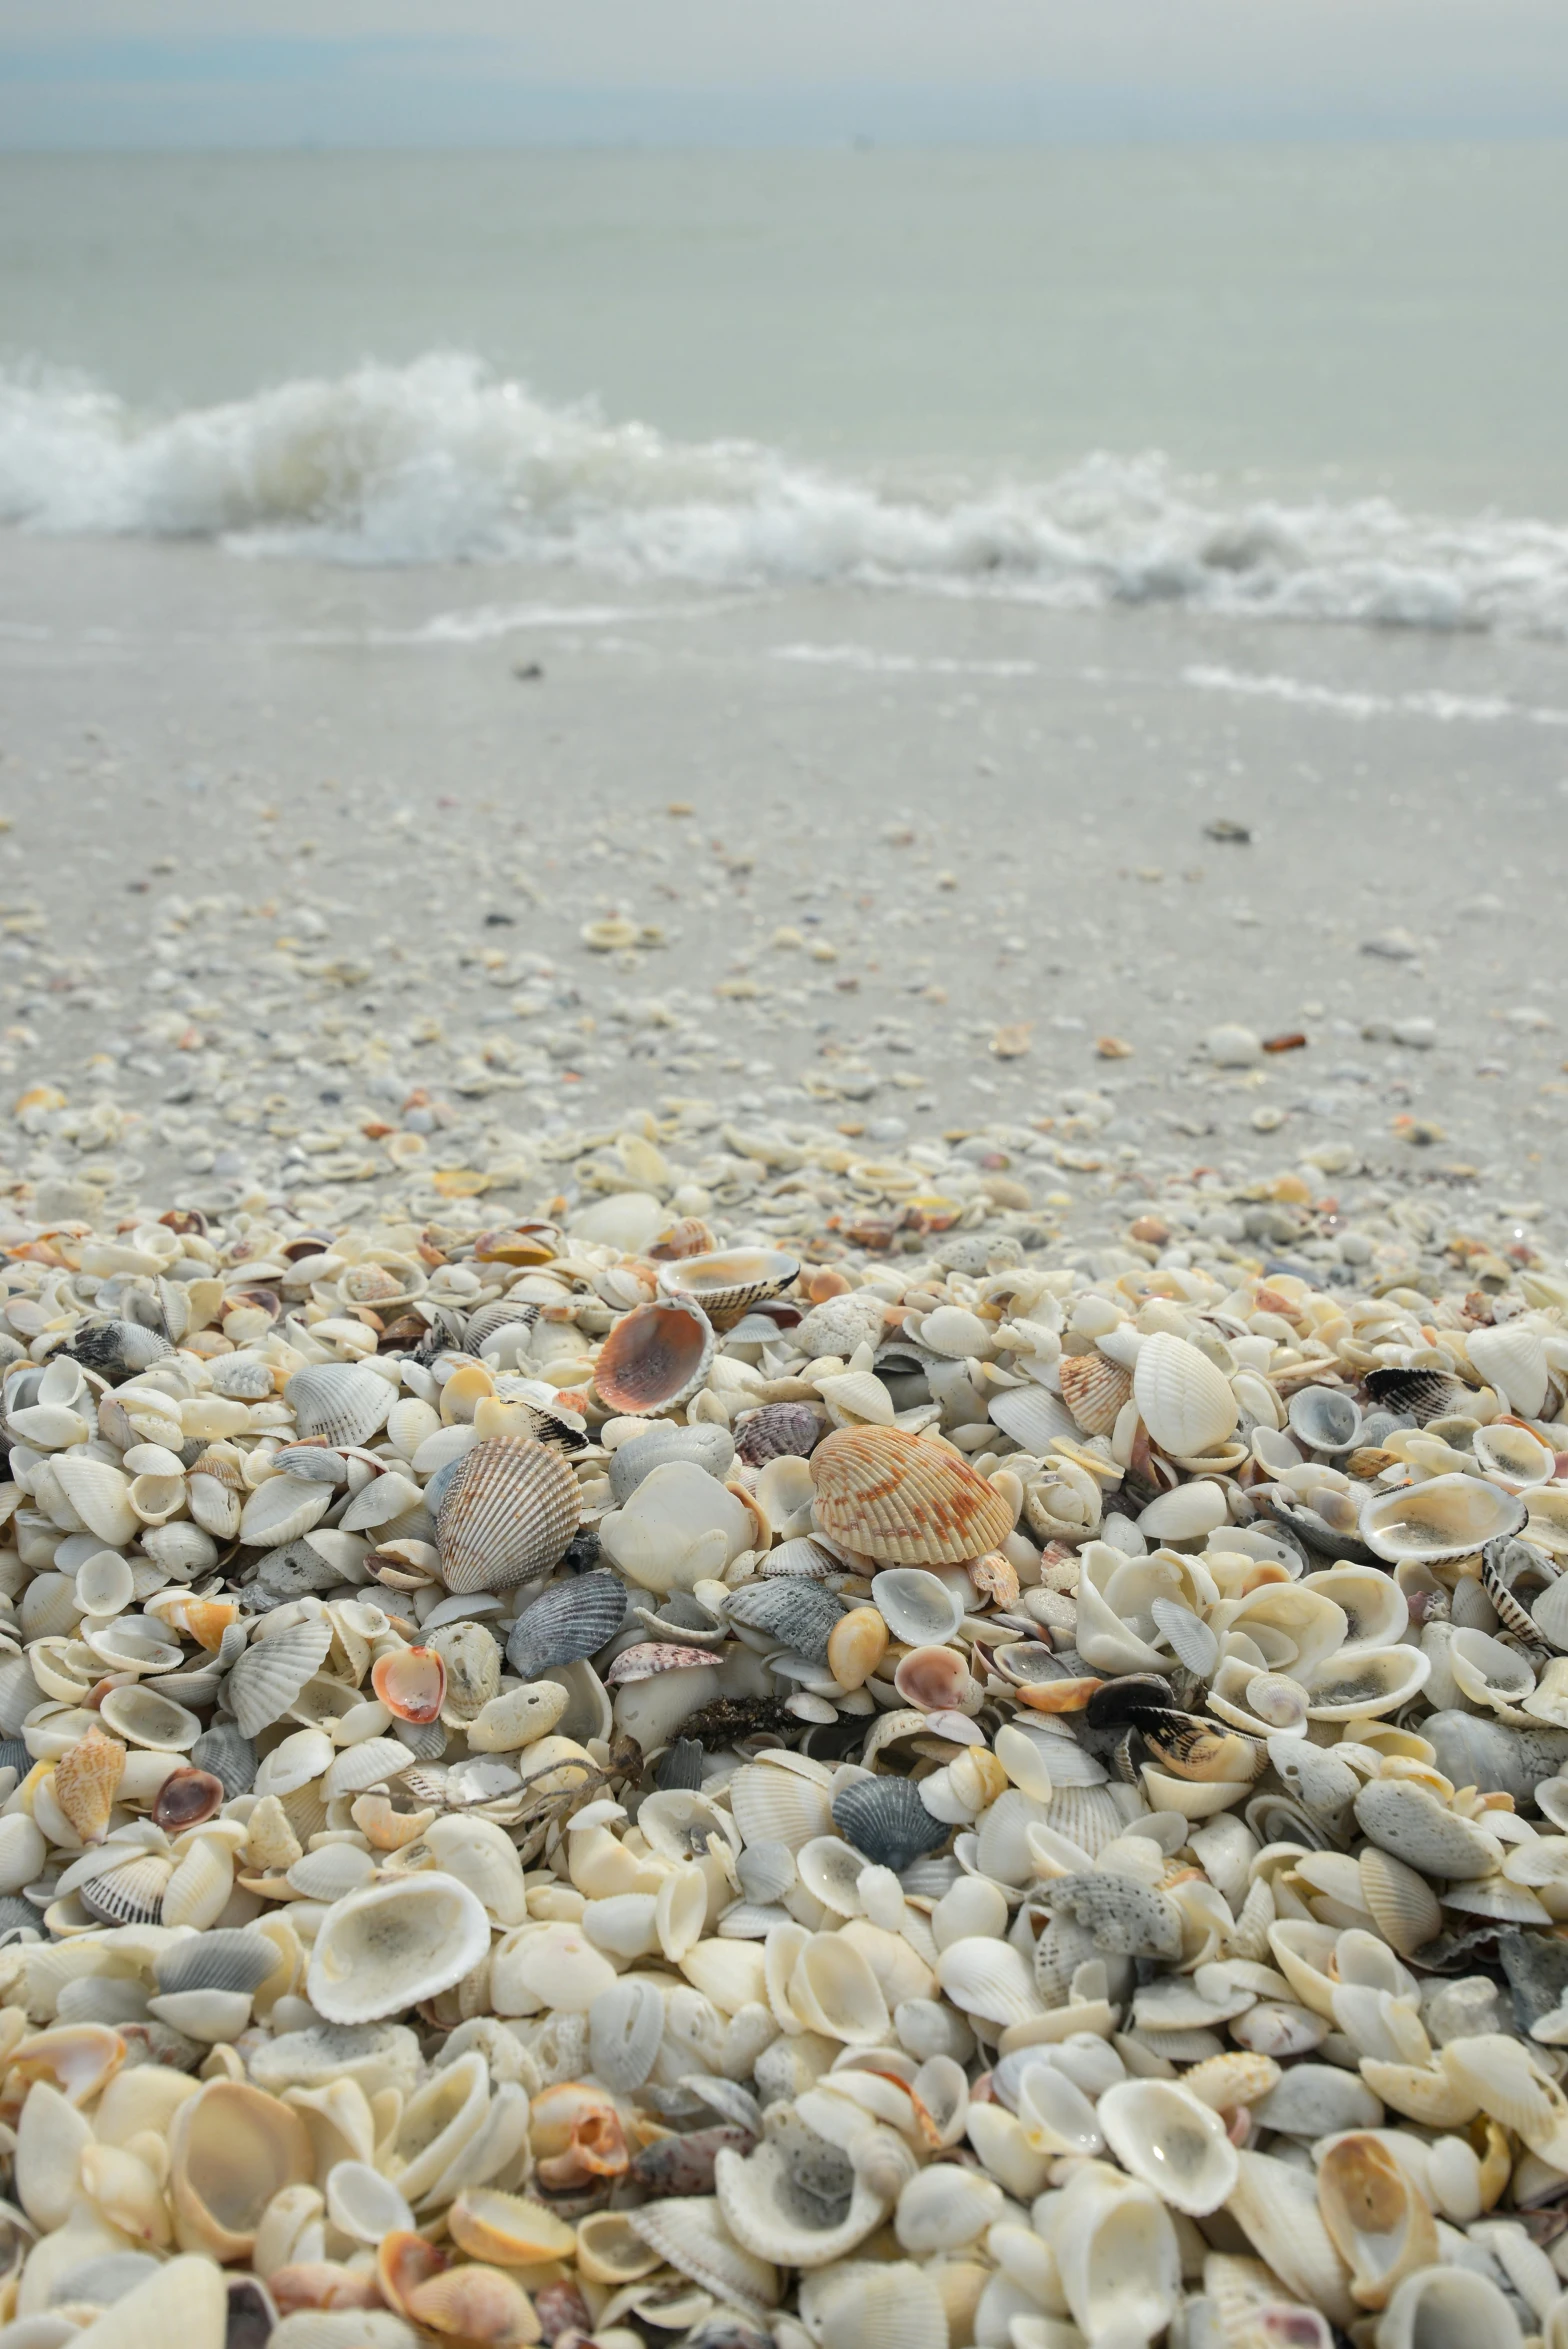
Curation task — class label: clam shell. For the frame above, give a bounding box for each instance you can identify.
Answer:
[870,1567,964,1645]
[1134,1331,1239,1458]
[1288,1385,1362,1453]
[594,1298,716,1416]
[988,1384,1077,1453]
[1378,2269,1523,2349]
[1058,1351,1134,1436]
[810,1427,1012,1565]
[627,2193,779,2319]
[225,1616,334,1738]
[658,1249,798,1327]
[724,1579,842,1662]
[307,1874,492,2023]
[1361,1474,1525,1565]
[798,2262,948,2349]
[436,1436,580,1596]
[1317,2131,1438,2311]
[169,2080,314,2262]
[1468,1321,1550,1418]
[284,1364,396,1449]
[1358,1849,1443,1957]
[1097,2078,1239,2214]
[505,1570,626,1676]
[1354,1779,1502,1879]
[832,1775,949,1873]
[156,1926,280,1997]
[715,2137,888,2269]
[97,1682,201,1751]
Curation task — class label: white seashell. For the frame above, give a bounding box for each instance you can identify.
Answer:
[729,1760,833,1852]
[1044,2166,1182,2347]
[226,1615,334,1737]
[787,1933,890,2045]
[321,1737,412,1797]
[934,1936,1044,2027]
[798,2260,947,2349]
[1468,1322,1550,1418]
[715,2138,888,2271]
[97,1681,201,1751]
[54,2255,229,2349]
[1138,1480,1229,1541]
[51,1457,139,1548]
[1226,2147,1356,2329]
[1095,2076,1239,2213]
[1134,1331,1239,1458]
[1361,1475,1526,1565]
[324,2158,415,2245]
[869,1567,964,1646]
[1377,2267,1523,2349]
[893,2162,1003,2252]
[285,1363,397,1448]
[238,1476,334,1549]
[307,1873,492,2023]
[589,1976,666,2092]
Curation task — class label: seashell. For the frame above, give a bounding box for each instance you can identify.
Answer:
[371,1646,446,1724]
[447,2187,577,2267]
[827,1607,889,1691]
[589,1976,666,2093]
[1097,2077,1240,2214]
[51,1456,140,1547]
[1138,1479,1230,1542]
[401,2263,535,2345]
[1363,1367,1473,1425]
[1468,1320,1550,1418]
[788,1932,891,2045]
[934,1936,1043,2027]
[238,1475,335,1550]
[627,2193,779,2319]
[169,2080,314,2261]
[98,1682,201,1751]
[1059,1350,1134,1436]
[157,1926,279,1998]
[594,1297,716,1416]
[437,1437,580,1596]
[1134,1330,1239,1457]
[988,1383,1077,1453]
[658,1249,798,1326]
[832,1776,949,1872]
[870,1568,965,1646]
[1474,1421,1557,1491]
[724,1579,842,1662]
[285,1363,396,1449]
[736,1402,823,1466]
[48,2256,229,2349]
[190,1722,256,1797]
[810,1427,1012,1565]
[1305,1645,1431,1721]
[1251,2063,1382,2137]
[226,1615,334,1738]
[1226,2148,1356,2329]
[52,1725,124,1845]
[1359,1849,1443,1957]
[1317,2132,1439,2311]
[715,2135,888,2271]
[67,1316,174,1384]
[308,1874,493,2023]
[1045,2167,1182,2347]
[797,2261,947,2349]
[1034,1871,1183,1958]
[506,1570,625,1676]
[1354,1780,1502,1879]
[78,1848,173,1926]
[1289,1384,1362,1454]
[1377,2268,1524,2349]
[1362,1475,1525,1565]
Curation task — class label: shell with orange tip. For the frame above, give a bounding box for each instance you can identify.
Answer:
[529,2081,629,2189]
[447,2188,577,2267]
[810,1426,1013,1565]
[377,2230,449,2315]
[52,1724,124,1845]
[1058,1350,1134,1437]
[593,1296,715,1417]
[405,2263,541,2347]
[372,1645,446,1724]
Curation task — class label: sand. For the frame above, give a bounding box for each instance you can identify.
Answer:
[0,528,1565,1239]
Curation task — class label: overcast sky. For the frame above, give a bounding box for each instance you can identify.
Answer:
[5,0,1568,148]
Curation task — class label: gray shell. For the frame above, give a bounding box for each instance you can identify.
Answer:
[1033,1871,1183,1959]
[190,1722,258,1797]
[831,1774,949,1873]
[1425,1709,1568,1806]
[224,1615,334,1738]
[610,1424,735,1504]
[67,1317,174,1384]
[723,1579,842,1664]
[1497,1927,1568,2037]
[156,1927,279,1997]
[285,1361,396,1448]
[506,1570,628,1677]
[735,1402,823,1467]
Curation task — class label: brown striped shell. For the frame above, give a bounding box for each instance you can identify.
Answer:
[1058,1350,1134,1437]
[435,1435,581,1596]
[593,1297,715,1417]
[809,1425,1013,1565]
[656,1249,799,1330]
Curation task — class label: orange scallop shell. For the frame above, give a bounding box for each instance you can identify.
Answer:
[1058,1350,1133,1437]
[809,1425,1013,1565]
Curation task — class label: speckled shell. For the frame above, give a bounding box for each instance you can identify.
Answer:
[436,1435,581,1596]
[593,1298,715,1417]
[809,1426,1012,1564]
[1058,1351,1134,1437]
[284,1363,396,1449]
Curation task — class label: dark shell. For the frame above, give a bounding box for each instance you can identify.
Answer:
[156,1926,279,1997]
[0,1740,30,1779]
[153,1766,226,1832]
[1134,1706,1265,1784]
[832,1773,949,1873]
[507,1569,628,1679]
[0,1894,40,1944]
[1363,1368,1472,1426]
[66,1316,173,1384]
[534,2283,594,2345]
[1083,1674,1174,1731]
[1498,1928,1568,2036]
[225,2276,279,2349]
[1483,1533,1559,1642]
[463,1300,541,1356]
[734,1402,823,1467]
[629,2124,756,2198]
[654,1737,705,1791]
[559,1527,603,1574]
[722,1579,842,1664]
[677,1695,796,1748]
[190,1723,258,1798]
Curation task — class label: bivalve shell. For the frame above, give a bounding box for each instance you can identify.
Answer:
[810,1427,1012,1565]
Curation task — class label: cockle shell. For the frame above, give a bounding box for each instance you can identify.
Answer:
[810,1427,1012,1565]
[436,1436,580,1596]
[225,1616,334,1738]
[725,1578,842,1661]
[1134,1331,1239,1458]
[658,1249,798,1327]
[594,1297,716,1416]
[832,1775,948,1872]
[1059,1350,1134,1436]
[627,2194,780,2318]
[737,1402,823,1465]
[506,1570,625,1675]
[715,2137,889,2269]
[1468,1321,1550,1418]
[285,1363,396,1449]
[307,1874,493,2023]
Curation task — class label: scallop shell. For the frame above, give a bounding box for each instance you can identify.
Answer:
[658,1249,798,1327]
[729,1762,833,1852]
[307,1874,492,2024]
[736,1403,823,1466]
[156,1926,280,1997]
[1096,2078,1239,2215]
[1361,1475,1525,1565]
[725,1579,842,1662]
[436,1435,580,1596]
[506,1570,627,1677]
[1358,1848,1443,1957]
[810,1426,1011,1565]
[988,1383,1078,1453]
[594,1297,715,1416]
[798,2262,948,2349]
[831,1775,948,1873]
[1134,1331,1239,1457]
[1059,1351,1134,1437]
[225,1616,334,1738]
[627,2194,779,2320]
[1468,1322,1550,1418]
[284,1363,396,1449]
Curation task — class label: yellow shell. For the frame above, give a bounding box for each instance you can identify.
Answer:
[52,1724,125,1846]
[810,1426,1013,1565]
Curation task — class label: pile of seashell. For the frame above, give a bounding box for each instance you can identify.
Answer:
[7,1190,1568,2349]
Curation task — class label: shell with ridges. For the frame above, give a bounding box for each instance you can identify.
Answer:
[811,1426,1012,1565]
[436,1436,580,1596]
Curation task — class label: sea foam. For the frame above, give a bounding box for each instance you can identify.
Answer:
[4,351,1568,635]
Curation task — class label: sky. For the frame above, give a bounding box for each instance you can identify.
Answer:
[4,0,1568,148]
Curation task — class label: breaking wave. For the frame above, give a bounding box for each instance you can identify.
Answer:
[4,351,1568,634]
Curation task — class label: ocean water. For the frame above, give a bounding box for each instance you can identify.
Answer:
[3,145,1568,631]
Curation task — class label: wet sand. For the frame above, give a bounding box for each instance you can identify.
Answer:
[1,529,1566,1239]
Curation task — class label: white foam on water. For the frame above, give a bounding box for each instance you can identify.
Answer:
[1184,663,1568,725]
[5,351,1568,636]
